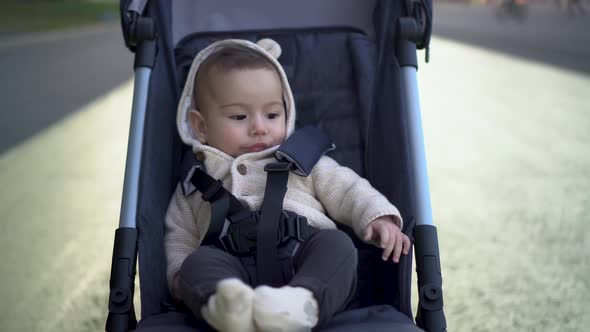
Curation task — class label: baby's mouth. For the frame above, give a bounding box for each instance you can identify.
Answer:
[246,143,268,152]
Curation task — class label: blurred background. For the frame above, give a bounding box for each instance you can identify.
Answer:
[0,0,588,331]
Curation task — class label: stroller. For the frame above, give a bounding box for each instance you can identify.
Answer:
[106,0,445,331]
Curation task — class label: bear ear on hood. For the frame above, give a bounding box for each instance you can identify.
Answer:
[176,38,297,152]
[256,38,282,59]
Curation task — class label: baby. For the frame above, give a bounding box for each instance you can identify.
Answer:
[165,38,410,332]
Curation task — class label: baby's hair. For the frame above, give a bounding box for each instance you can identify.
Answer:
[193,46,277,110]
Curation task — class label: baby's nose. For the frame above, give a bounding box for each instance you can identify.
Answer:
[251,116,267,135]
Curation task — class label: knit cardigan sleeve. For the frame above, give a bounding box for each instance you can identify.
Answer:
[163,184,203,293]
[311,156,403,239]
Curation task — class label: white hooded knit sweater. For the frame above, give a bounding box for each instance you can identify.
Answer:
[164,39,402,292]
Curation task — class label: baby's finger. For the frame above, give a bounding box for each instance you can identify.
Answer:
[402,234,411,255]
[392,234,404,263]
[382,236,395,261]
[363,225,373,243]
[378,225,389,248]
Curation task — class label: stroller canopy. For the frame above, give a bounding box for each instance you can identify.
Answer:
[170,0,378,45]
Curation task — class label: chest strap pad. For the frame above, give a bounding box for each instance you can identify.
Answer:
[274,126,335,176]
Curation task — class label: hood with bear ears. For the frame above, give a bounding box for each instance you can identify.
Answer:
[177,38,296,153]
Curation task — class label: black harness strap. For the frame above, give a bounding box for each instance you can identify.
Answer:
[256,162,292,287]
[204,191,229,245]
[181,152,251,244]
[254,127,333,286]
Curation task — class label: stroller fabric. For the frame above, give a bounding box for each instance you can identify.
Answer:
[129,1,425,329]
[131,29,417,331]
[136,305,419,332]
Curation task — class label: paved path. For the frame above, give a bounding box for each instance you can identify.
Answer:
[0,23,132,154]
[0,79,134,331]
[433,2,590,74]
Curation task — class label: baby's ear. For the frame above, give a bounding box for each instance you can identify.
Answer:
[188,110,207,143]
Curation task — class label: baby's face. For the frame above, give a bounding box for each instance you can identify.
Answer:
[193,67,286,157]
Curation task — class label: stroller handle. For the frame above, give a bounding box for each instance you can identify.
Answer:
[397,1,445,330]
[107,3,157,331]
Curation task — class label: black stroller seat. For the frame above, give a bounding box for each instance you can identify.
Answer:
[107,1,444,331]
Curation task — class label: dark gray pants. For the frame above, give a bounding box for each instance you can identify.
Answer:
[178,229,358,328]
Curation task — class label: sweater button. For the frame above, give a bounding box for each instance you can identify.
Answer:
[195,151,206,162]
[237,164,247,175]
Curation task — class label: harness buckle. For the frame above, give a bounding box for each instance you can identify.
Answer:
[280,214,310,244]
[219,212,314,255]
[201,179,224,202]
[218,215,259,256]
[218,234,238,254]
[295,216,309,242]
[264,162,293,173]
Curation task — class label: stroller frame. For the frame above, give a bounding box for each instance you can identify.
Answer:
[106,1,445,331]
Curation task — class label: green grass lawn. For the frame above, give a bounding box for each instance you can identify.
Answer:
[0,0,119,34]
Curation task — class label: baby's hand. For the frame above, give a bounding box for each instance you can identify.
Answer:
[362,216,411,263]
[172,273,183,303]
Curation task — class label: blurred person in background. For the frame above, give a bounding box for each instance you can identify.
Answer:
[496,0,529,21]
[564,0,586,15]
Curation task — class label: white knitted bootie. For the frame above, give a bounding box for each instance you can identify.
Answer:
[253,285,319,332]
[201,278,256,332]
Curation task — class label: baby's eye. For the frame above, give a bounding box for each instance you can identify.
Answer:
[229,115,246,120]
[267,113,281,119]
